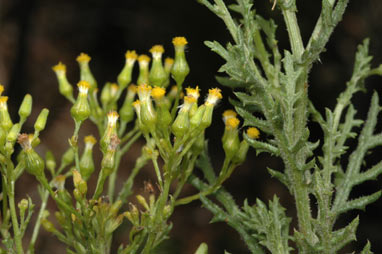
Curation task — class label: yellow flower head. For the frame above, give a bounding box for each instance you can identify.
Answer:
[76,53,91,63]
[53,175,66,191]
[107,111,119,127]
[181,95,197,112]
[77,81,91,95]
[247,127,260,139]
[223,110,237,124]
[0,84,4,95]
[84,135,97,145]
[137,84,152,101]
[125,50,138,60]
[150,45,165,55]
[128,84,137,93]
[151,87,166,100]
[172,37,188,47]
[132,100,141,114]
[138,54,151,65]
[52,62,66,73]
[0,96,9,109]
[165,57,174,66]
[186,86,200,99]
[205,88,222,106]
[226,117,240,130]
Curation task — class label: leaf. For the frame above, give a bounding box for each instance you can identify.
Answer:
[360,241,373,254]
[336,191,381,215]
[267,167,290,191]
[330,216,359,252]
[216,76,248,88]
[244,134,279,156]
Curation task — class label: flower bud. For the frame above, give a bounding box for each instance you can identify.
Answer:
[222,110,237,124]
[18,94,32,120]
[152,87,171,135]
[61,147,75,167]
[172,96,196,138]
[201,88,222,129]
[117,50,137,89]
[186,86,200,117]
[101,135,120,177]
[119,84,137,123]
[232,140,249,165]
[76,53,97,91]
[52,175,66,191]
[34,108,49,132]
[171,37,190,85]
[100,111,119,153]
[52,62,74,101]
[0,84,4,96]
[45,150,56,175]
[149,45,167,87]
[79,135,96,181]
[42,219,56,233]
[18,199,29,217]
[0,96,13,131]
[71,81,91,123]
[100,82,112,108]
[18,133,45,178]
[6,123,21,143]
[247,127,260,139]
[137,55,150,85]
[110,200,122,216]
[137,84,156,132]
[163,57,174,88]
[73,169,87,195]
[222,117,240,160]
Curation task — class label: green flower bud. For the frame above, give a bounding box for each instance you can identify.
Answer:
[18,199,29,218]
[117,50,137,89]
[6,123,21,143]
[71,81,91,123]
[191,132,205,156]
[45,150,56,175]
[119,85,137,123]
[149,45,167,87]
[79,135,96,181]
[222,118,241,160]
[52,62,74,101]
[61,147,75,167]
[17,133,45,178]
[0,96,13,131]
[136,195,149,211]
[151,87,171,134]
[163,57,174,88]
[190,104,206,130]
[18,94,32,120]
[171,37,190,85]
[101,135,120,177]
[100,112,119,153]
[100,82,112,108]
[42,219,56,233]
[132,100,149,134]
[232,140,250,165]
[54,211,66,226]
[76,53,97,92]
[52,175,66,191]
[137,84,156,132]
[34,108,49,132]
[110,200,122,216]
[73,188,82,201]
[172,96,196,138]
[137,55,150,85]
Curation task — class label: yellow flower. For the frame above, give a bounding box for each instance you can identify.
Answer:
[76,53,91,63]
[172,37,188,46]
[247,127,260,139]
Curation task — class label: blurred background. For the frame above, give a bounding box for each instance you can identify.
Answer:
[1,0,382,253]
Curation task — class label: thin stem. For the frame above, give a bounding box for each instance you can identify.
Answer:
[8,179,24,254]
[151,157,163,190]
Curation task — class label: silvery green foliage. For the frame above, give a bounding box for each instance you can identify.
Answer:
[194,0,382,253]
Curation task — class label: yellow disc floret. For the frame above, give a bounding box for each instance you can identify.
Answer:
[165,57,174,66]
[77,80,91,95]
[52,62,66,73]
[223,109,237,123]
[172,37,188,46]
[125,50,138,60]
[247,127,260,139]
[186,86,200,99]
[226,117,240,130]
[0,96,8,108]
[151,87,166,100]
[76,53,91,63]
[138,54,151,63]
[206,88,223,105]
[150,45,165,54]
[107,111,119,127]
[128,84,137,93]
[84,135,97,145]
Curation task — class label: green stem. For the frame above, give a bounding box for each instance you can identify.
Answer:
[8,179,24,254]
[281,7,304,59]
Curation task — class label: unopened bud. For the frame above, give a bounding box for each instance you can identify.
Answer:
[73,169,87,195]
[18,94,32,120]
[42,219,56,233]
[34,108,49,132]
[0,96,13,131]
[61,147,75,167]
[79,135,96,181]
[117,50,137,89]
[76,53,97,91]
[45,150,56,175]
[137,55,150,85]
[71,81,91,123]
[52,62,74,101]
[149,45,167,87]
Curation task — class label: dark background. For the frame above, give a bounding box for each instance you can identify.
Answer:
[1,0,382,253]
